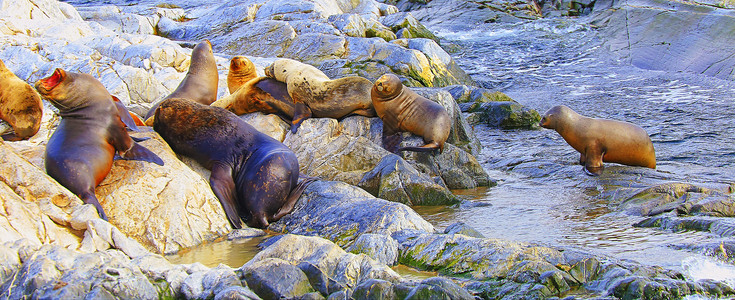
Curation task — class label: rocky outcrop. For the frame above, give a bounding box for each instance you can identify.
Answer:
[591,0,735,81]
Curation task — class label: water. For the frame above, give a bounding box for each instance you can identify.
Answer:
[420,17,735,278]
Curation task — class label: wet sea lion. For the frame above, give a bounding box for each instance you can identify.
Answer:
[371,73,451,153]
[264,58,376,132]
[35,68,164,220]
[227,56,258,94]
[0,59,43,141]
[539,105,656,176]
[153,98,314,229]
[145,40,219,119]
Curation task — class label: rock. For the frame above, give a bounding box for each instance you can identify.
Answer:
[214,286,262,300]
[618,182,727,216]
[443,222,485,238]
[270,181,436,247]
[283,117,390,186]
[405,277,474,300]
[381,12,438,43]
[238,113,290,142]
[242,234,401,292]
[358,154,462,206]
[0,245,158,299]
[77,6,157,35]
[389,0,537,31]
[591,0,735,81]
[347,233,400,266]
[285,33,347,63]
[402,143,492,189]
[352,279,397,299]
[0,244,21,285]
[241,258,314,299]
[466,101,541,129]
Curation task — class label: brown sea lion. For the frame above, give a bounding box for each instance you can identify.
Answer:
[35,68,164,220]
[145,40,219,119]
[212,76,297,127]
[153,98,314,229]
[227,56,258,94]
[539,105,656,176]
[371,73,451,153]
[264,58,376,132]
[112,96,146,128]
[0,59,43,141]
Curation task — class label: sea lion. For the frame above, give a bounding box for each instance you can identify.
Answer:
[371,73,451,153]
[112,96,146,128]
[0,59,43,141]
[145,40,219,119]
[227,56,258,94]
[35,68,164,220]
[264,58,376,132]
[212,76,296,124]
[539,105,656,176]
[153,98,314,229]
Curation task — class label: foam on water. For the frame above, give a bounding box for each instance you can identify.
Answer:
[683,256,735,287]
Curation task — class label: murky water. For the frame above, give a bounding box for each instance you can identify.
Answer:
[421,17,735,275]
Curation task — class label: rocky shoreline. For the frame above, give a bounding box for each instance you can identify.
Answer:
[1,0,734,298]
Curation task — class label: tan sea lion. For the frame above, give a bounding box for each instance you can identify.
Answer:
[371,73,451,153]
[36,68,164,220]
[212,76,296,125]
[264,58,376,132]
[153,98,315,229]
[145,40,219,119]
[539,105,656,176]
[0,59,43,141]
[227,56,258,94]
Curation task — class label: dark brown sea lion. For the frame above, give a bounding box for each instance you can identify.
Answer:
[371,73,451,153]
[0,59,43,141]
[152,98,314,229]
[264,58,376,132]
[539,105,656,176]
[35,68,164,220]
[145,40,219,119]
[227,56,257,94]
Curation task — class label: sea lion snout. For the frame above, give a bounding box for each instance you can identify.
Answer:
[35,68,65,93]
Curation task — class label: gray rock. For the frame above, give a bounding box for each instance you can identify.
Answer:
[347,234,400,266]
[468,101,542,129]
[270,181,436,247]
[402,143,492,189]
[358,154,461,206]
[297,261,346,296]
[405,277,474,300]
[285,33,346,63]
[381,12,438,43]
[241,258,315,299]
[443,222,485,238]
[214,286,262,300]
[352,278,398,299]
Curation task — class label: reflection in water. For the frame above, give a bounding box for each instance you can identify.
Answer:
[166,236,267,268]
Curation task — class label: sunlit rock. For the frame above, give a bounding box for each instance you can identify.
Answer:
[347,233,400,266]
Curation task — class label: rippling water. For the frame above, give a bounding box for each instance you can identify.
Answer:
[420,17,735,276]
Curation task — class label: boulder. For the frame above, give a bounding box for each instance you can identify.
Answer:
[405,277,474,300]
[402,143,492,189]
[270,181,436,247]
[358,154,461,206]
[381,12,439,43]
[241,258,315,299]
[347,233,400,266]
[352,279,398,299]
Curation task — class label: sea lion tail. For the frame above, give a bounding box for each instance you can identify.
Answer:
[273,176,317,220]
[120,143,165,166]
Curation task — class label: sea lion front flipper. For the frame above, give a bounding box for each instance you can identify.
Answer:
[583,146,604,176]
[273,176,318,220]
[120,142,165,166]
[291,103,312,133]
[210,163,242,229]
[131,136,150,142]
[398,143,441,153]
[79,191,108,221]
[112,96,141,132]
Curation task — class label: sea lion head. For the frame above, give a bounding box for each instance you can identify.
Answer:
[35,68,111,112]
[540,105,576,129]
[188,40,215,75]
[263,62,275,78]
[230,56,255,76]
[372,74,403,101]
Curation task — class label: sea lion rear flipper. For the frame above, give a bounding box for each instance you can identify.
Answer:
[381,124,401,153]
[131,136,150,142]
[273,176,317,220]
[398,143,441,153]
[80,191,108,221]
[120,142,165,166]
[210,163,243,229]
[291,103,312,133]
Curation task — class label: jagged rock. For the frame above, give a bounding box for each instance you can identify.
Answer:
[352,279,398,299]
[347,233,400,266]
[214,286,262,300]
[358,154,461,206]
[0,245,158,299]
[443,222,485,238]
[381,12,438,43]
[405,277,474,300]
[282,117,390,185]
[402,143,492,189]
[238,112,290,142]
[241,258,315,299]
[242,234,401,292]
[270,181,436,247]
[77,6,157,35]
